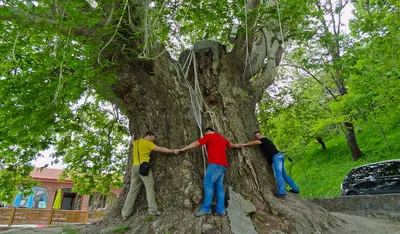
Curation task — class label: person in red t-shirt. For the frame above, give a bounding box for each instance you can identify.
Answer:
[180,127,241,217]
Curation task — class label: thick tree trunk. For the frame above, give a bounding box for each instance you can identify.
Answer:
[80,41,341,234]
[343,122,364,161]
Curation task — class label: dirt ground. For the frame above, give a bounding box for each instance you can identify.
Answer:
[0,212,399,234]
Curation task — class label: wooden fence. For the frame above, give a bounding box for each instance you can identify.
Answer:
[89,210,105,219]
[0,208,88,226]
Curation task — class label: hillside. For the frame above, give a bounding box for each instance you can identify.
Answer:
[288,120,400,198]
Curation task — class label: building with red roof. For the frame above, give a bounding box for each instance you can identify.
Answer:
[3,168,121,218]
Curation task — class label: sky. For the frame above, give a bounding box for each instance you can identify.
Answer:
[33,148,64,169]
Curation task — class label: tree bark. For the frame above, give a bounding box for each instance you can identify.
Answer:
[316,137,326,151]
[343,122,364,161]
[81,41,339,233]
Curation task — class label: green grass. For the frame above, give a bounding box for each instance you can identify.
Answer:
[288,120,400,198]
[111,225,132,233]
[61,225,80,234]
[143,215,154,223]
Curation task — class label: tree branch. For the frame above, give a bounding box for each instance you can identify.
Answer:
[316,1,330,36]
[248,30,267,76]
[328,0,337,36]
[251,29,284,102]
[337,0,342,36]
[330,71,340,88]
[0,4,97,39]
[337,0,349,36]
[281,64,338,101]
[0,6,58,25]
[230,0,264,73]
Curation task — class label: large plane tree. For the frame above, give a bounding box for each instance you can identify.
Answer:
[0,0,340,233]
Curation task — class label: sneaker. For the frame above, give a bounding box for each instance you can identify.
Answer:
[289,189,300,194]
[274,193,286,199]
[149,211,162,216]
[195,210,211,217]
[212,212,226,217]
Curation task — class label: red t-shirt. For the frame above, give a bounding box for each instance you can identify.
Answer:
[197,133,231,167]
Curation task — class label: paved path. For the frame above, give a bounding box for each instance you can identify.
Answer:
[0,226,63,233]
[332,212,400,234]
[0,224,85,234]
[1,213,399,233]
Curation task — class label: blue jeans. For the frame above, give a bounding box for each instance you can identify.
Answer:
[272,153,299,195]
[200,164,227,214]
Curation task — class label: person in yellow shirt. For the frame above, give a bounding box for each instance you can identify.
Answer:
[121,132,179,219]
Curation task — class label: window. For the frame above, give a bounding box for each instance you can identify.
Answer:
[89,193,107,210]
[346,165,378,184]
[378,161,400,177]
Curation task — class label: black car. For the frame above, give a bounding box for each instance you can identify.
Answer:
[341,159,400,196]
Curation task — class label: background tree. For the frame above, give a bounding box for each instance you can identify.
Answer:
[254,0,400,198]
[257,72,335,161]
[345,0,400,150]
[284,0,364,160]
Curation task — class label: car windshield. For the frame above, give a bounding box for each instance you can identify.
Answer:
[346,164,379,184]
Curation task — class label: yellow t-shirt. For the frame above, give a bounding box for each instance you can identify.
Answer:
[133,139,156,166]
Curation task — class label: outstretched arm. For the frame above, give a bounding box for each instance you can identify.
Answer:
[242,140,262,147]
[229,142,242,148]
[153,146,180,155]
[180,141,201,152]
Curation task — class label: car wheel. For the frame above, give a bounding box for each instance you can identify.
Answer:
[347,191,358,196]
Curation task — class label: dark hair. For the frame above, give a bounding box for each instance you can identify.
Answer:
[254,131,262,135]
[144,131,156,137]
[204,127,215,133]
